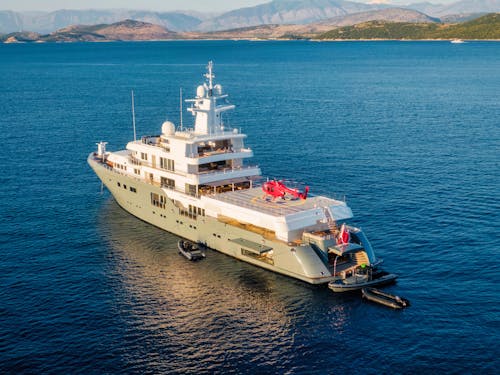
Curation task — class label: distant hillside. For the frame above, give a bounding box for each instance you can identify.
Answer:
[2,12,499,42]
[0,9,201,33]
[431,11,500,37]
[404,2,444,16]
[1,0,499,34]
[431,0,500,16]
[316,12,500,39]
[196,0,383,31]
[185,23,333,40]
[2,31,41,43]
[1,20,177,43]
[317,20,440,39]
[405,0,500,16]
[189,8,441,39]
[91,19,176,40]
[317,8,440,26]
[197,0,500,30]
[439,12,488,22]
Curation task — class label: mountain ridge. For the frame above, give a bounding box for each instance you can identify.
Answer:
[196,0,383,31]
[2,13,498,42]
[1,0,498,33]
[405,0,499,15]
[0,9,201,33]
[317,7,440,26]
[184,8,443,39]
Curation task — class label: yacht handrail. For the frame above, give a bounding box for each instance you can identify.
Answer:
[197,164,259,175]
[187,147,252,158]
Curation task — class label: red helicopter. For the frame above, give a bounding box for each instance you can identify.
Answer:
[262,180,309,200]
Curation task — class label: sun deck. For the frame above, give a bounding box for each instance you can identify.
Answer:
[208,187,345,217]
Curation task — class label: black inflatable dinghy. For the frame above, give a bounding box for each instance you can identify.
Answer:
[362,288,410,309]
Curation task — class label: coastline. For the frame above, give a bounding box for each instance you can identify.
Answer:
[3,37,500,44]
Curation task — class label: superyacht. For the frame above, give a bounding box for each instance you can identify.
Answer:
[88,62,395,289]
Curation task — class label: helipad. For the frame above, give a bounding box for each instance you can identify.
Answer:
[209,187,343,217]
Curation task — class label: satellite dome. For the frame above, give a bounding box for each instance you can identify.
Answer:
[214,84,222,96]
[196,85,205,98]
[162,121,175,136]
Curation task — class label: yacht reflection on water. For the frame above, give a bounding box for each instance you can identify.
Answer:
[97,199,351,367]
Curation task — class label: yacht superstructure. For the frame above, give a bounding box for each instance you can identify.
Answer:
[88,62,387,286]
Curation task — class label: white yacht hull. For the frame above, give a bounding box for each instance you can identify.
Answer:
[89,154,336,284]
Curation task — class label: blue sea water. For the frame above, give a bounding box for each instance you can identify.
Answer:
[0,40,499,373]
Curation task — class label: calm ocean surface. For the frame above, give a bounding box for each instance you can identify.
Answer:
[0,41,499,373]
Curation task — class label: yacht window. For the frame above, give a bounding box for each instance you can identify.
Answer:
[160,157,174,171]
[241,248,274,265]
[161,177,175,189]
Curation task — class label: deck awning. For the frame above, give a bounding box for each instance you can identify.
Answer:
[328,243,364,256]
[229,238,272,254]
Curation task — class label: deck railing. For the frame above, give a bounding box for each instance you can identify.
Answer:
[198,164,259,175]
[187,147,252,158]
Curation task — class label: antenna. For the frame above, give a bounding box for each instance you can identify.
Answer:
[205,61,214,94]
[180,87,183,131]
[131,90,137,141]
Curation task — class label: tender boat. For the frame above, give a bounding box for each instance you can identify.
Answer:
[327,237,397,292]
[328,269,398,292]
[178,240,206,261]
[362,287,410,309]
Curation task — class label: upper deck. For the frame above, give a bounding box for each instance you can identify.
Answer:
[208,187,346,217]
[201,186,354,242]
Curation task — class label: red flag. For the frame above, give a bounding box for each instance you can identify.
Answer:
[338,223,350,245]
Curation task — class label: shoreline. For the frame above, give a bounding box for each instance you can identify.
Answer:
[3,37,500,44]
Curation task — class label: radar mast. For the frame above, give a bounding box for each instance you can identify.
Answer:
[205,61,214,94]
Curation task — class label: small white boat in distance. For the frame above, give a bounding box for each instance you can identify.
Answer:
[178,240,206,261]
[451,39,465,43]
